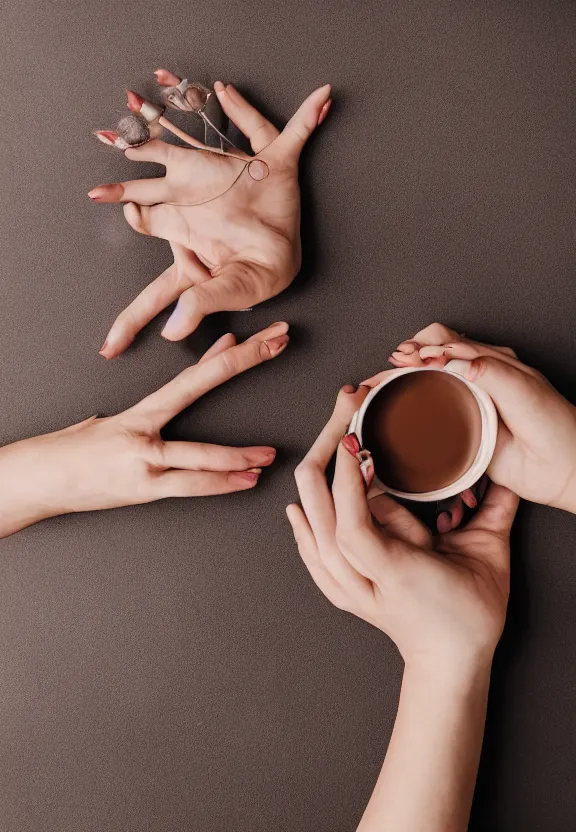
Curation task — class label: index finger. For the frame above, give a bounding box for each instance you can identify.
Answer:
[268,85,332,164]
[294,386,368,545]
[124,322,289,431]
[214,82,280,153]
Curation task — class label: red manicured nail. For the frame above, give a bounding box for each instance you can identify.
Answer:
[437,511,452,534]
[317,98,332,125]
[127,90,144,112]
[235,471,259,484]
[154,68,181,86]
[342,433,361,457]
[94,130,121,146]
[460,488,478,509]
[88,184,124,202]
[266,334,289,356]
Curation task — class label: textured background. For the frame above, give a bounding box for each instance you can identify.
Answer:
[1,1,576,830]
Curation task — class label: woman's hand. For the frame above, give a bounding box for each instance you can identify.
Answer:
[0,323,289,538]
[89,71,331,356]
[387,323,576,514]
[287,386,518,668]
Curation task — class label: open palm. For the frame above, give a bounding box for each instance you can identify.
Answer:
[89,71,332,356]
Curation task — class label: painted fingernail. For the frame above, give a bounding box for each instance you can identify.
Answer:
[317,98,332,125]
[342,433,361,457]
[126,90,145,112]
[154,68,181,86]
[98,339,109,356]
[360,454,375,490]
[265,334,289,357]
[460,488,478,509]
[93,130,129,150]
[234,471,259,484]
[437,511,452,534]
[88,184,124,202]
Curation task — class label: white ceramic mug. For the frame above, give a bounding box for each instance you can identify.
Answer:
[348,360,498,502]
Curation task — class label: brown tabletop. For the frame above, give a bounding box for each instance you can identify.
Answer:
[1,1,576,830]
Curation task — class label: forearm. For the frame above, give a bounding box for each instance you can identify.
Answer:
[357,657,492,832]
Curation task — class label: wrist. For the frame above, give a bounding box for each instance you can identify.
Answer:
[404,650,493,693]
[0,440,64,537]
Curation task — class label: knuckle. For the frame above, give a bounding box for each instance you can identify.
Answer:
[335,523,357,550]
[426,322,452,341]
[218,348,240,376]
[294,460,317,485]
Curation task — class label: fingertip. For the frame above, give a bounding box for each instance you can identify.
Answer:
[317,98,332,126]
[437,511,452,534]
[214,80,225,94]
[231,470,260,488]
[262,334,289,358]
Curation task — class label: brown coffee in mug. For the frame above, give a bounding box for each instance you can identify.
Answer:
[361,371,483,493]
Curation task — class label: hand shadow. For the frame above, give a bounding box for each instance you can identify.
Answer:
[469,501,530,830]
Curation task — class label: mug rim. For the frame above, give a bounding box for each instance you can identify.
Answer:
[350,364,498,502]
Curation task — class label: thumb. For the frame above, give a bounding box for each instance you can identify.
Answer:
[445,351,547,445]
[161,262,269,340]
[466,481,519,537]
[271,85,332,163]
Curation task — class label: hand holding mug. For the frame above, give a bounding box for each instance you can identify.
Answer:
[287,386,518,668]
[389,323,576,513]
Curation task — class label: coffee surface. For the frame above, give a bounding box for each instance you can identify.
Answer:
[361,371,482,493]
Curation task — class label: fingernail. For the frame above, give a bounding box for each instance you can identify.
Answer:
[214,80,226,94]
[360,454,375,490]
[161,302,187,339]
[437,511,452,534]
[246,467,262,474]
[88,184,124,202]
[265,334,289,357]
[317,98,332,125]
[460,488,478,509]
[93,130,128,150]
[391,350,409,363]
[154,68,181,86]
[234,471,259,484]
[420,345,446,359]
[342,433,361,456]
[260,448,276,461]
[342,384,356,394]
[127,90,145,112]
[396,341,416,355]
[98,339,109,355]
